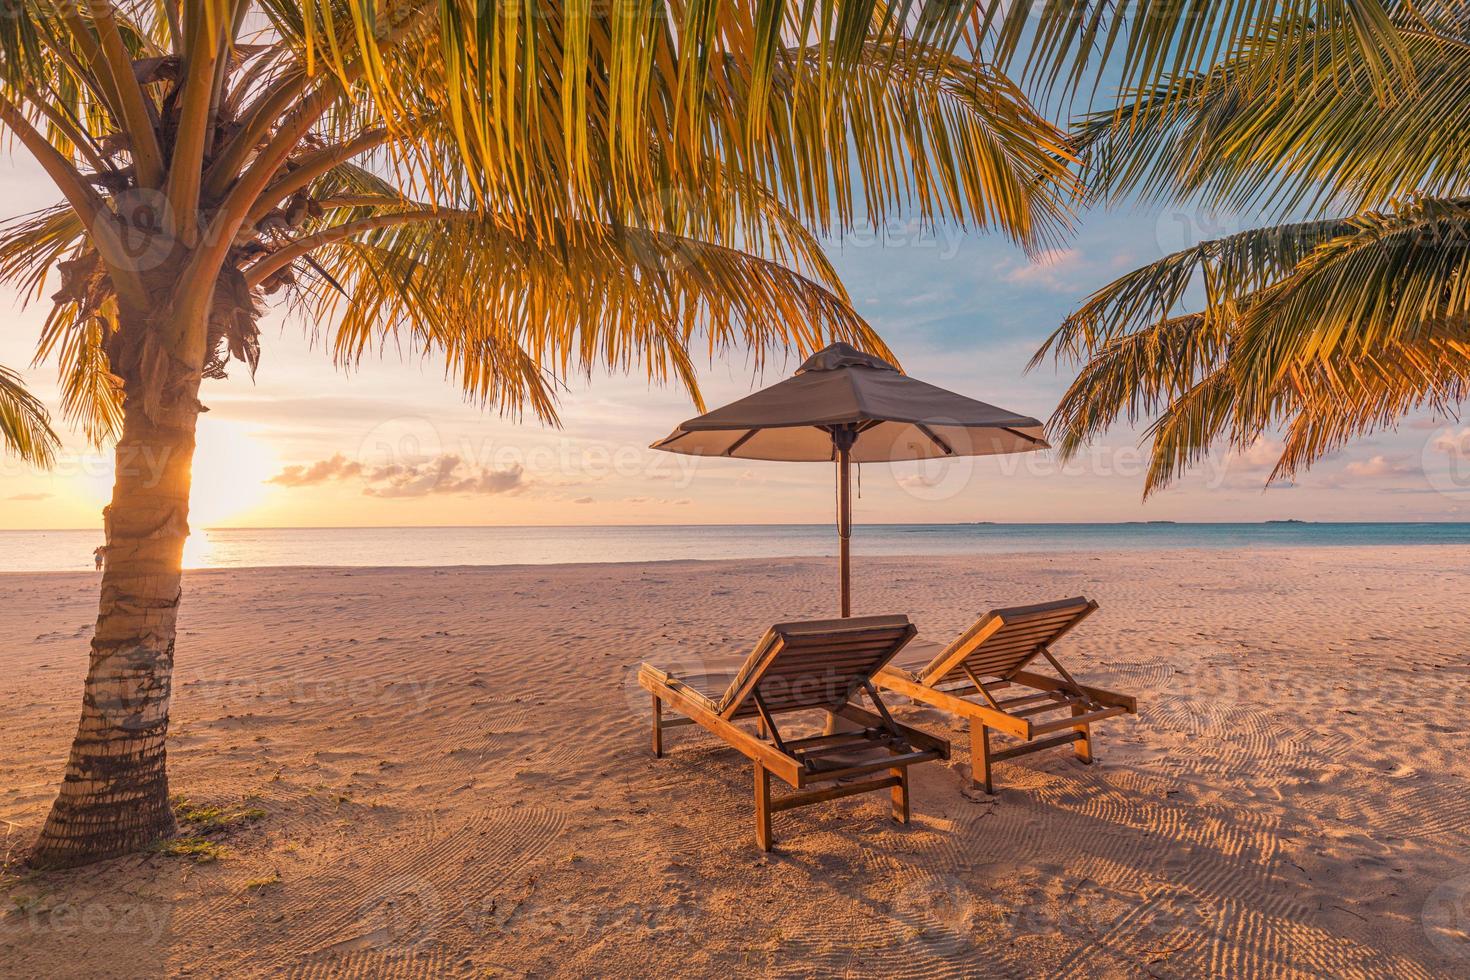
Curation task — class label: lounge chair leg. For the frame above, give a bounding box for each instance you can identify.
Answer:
[1072,705,1093,764]
[756,715,768,740]
[754,763,773,852]
[971,723,993,794]
[890,765,910,825]
[651,693,663,758]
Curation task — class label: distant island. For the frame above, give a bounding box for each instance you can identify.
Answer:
[1266,519,1309,524]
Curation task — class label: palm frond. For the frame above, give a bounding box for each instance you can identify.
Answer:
[1270,328,1470,478]
[1045,312,1227,462]
[269,203,884,420]
[986,0,1415,107]
[34,299,125,447]
[1072,9,1470,215]
[2,2,1083,439]
[1034,215,1355,366]
[0,204,87,300]
[0,364,59,466]
[279,2,1077,249]
[1042,195,1470,493]
[1231,195,1470,414]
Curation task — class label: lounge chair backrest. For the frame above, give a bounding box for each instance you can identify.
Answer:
[717,615,916,720]
[920,597,1096,686]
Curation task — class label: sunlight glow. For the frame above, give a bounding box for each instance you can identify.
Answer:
[82,417,279,534]
[188,418,279,528]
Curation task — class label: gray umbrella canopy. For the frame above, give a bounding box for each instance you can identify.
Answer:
[652,343,1046,462]
[652,343,1050,615]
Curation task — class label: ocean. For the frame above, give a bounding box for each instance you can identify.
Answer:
[2,522,1468,573]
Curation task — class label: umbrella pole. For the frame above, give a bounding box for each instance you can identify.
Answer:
[832,424,857,618]
[838,444,852,617]
[826,430,860,736]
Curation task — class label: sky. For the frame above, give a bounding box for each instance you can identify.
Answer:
[2,148,1469,531]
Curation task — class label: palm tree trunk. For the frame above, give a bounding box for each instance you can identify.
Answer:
[29,372,201,868]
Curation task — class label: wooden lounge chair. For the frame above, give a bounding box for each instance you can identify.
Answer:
[875,597,1136,793]
[639,615,949,851]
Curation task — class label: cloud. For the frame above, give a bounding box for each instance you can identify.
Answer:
[572,496,595,504]
[267,453,362,487]
[1343,454,1419,478]
[896,472,944,490]
[1195,437,1289,490]
[5,492,51,501]
[1431,427,1470,457]
[1232,437,1285,469]
[1001,248,1082,288]
[267,454,527,498]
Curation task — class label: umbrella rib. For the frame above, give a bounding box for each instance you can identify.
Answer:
[916,423,954,456]
[1001,426,1047,446]
[723,429,759,456]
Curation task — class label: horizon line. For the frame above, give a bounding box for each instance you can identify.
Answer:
[5,519,1469,533]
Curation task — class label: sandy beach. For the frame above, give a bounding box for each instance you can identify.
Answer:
[2,547,1468,977]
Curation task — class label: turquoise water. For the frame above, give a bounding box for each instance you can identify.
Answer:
[1,522,1467,572]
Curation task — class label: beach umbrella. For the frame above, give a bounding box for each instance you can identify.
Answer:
[651,343,1049,616]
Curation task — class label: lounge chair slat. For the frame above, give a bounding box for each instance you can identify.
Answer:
[996,690,1065,708]
[802,749,940,782]
[979,621,1084,644]
[774,642,910,660]
[957,648,1050,666]
[951,647,1048,670]
[989,730,1086,762]
[954,631,1059,651]
[946,625,1081,655]
[1011,695,1084,717]
[760,652,902,671]
[951,656,1038,676]
[1010,669,1137,711]
[783,625,912,642]
[996,611,1086,630]
[1029,705,1130,736]
[785,730,882,751]
[991,598,1097,622]
[768,776,903,813]
[778,639,912,658]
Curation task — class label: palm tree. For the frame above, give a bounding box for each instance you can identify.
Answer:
[0,365,59,464]
[1030,2,1470,492]
[0,1,1086,868]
